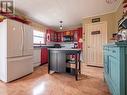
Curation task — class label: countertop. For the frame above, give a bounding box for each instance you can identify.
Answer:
[34,45,54,49]
[104,41,127,47]
[48,48,81,51]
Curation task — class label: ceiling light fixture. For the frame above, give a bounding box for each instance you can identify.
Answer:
[59,21,63,30]
[106,0,117,4]
[60,25,63,30]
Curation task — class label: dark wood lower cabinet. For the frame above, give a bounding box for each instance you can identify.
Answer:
[41,48,48,65]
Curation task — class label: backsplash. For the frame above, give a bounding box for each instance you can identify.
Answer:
[46,42,76,48]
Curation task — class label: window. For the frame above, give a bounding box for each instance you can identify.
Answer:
[33,30,46,44]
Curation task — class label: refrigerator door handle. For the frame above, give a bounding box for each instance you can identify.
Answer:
[21,24,24,54]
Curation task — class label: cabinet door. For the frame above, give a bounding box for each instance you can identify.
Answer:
[54,32,57,42]
[109,56,121,95]
[33,49,41,65]
[104,54,109,74]
[46,29,53,42]
[23,24,33,56]
[61,32,64,42]
[45,48,48,63]
[41,48,48,64]
[46,30,50,42]
[50,52,57,71]
[57,52,66,72]
[57,32,61,42]
[109,56,120,93]
[50,31,54,41]
[50,51,66,72]
[74,31,78,41]
[41,48,44,64]
[7,19,23,57]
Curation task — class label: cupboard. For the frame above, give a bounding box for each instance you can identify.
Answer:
[104,42,127,95]
[46,28,82,43]
[41,48,48,64]
[46,29,55,42]
[33,48,41,67]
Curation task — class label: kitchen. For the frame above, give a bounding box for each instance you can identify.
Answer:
[34,27,83,67]
[0,0,125,95]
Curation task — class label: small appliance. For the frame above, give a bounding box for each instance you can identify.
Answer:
[63,35,73,42]
[54,44,61,48]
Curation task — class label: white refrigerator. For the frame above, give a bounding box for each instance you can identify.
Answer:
[0,19,33,82]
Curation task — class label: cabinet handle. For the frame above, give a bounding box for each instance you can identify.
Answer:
[21,25,24,51]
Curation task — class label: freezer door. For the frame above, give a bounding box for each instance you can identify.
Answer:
[6,56,33,82]
[7,19,23,58]
[23,24,33,56]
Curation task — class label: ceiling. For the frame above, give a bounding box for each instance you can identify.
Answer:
[15,0,122,30]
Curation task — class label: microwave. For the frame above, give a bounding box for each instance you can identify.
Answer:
[63,36,73,42]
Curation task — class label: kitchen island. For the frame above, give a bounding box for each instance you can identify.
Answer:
[48,48,81,80]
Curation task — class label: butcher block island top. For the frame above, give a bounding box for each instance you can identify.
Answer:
[48,48,81,80]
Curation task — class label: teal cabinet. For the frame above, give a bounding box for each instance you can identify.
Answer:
[103,42,127,95]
